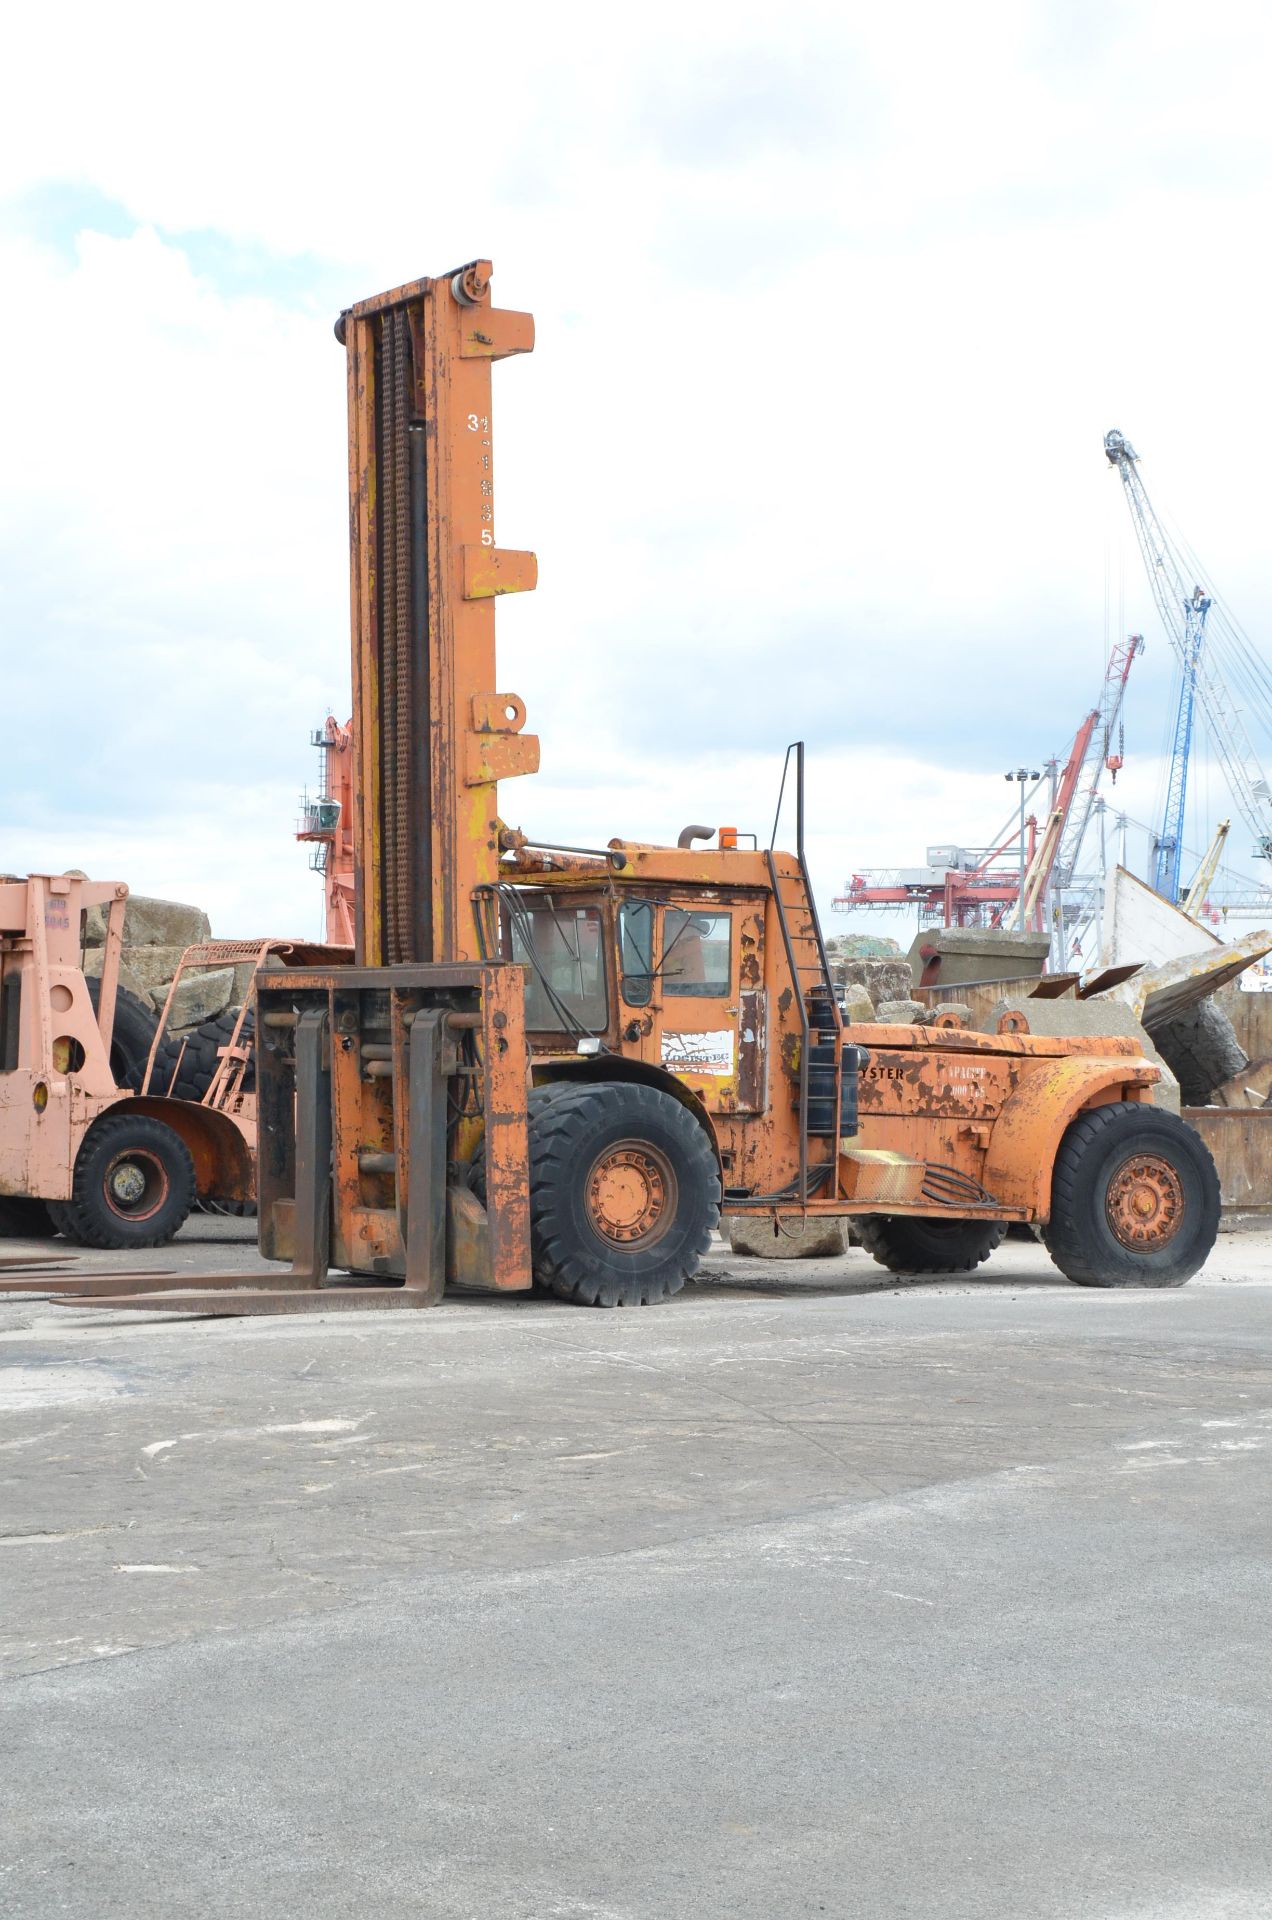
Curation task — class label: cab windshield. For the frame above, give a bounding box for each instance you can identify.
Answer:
[508,901,608,1033]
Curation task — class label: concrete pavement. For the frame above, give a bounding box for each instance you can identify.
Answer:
[2,1224,1270,1917]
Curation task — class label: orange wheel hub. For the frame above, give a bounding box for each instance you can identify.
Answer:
[1105,1152,1185,1251]
[585,1141,676,1249]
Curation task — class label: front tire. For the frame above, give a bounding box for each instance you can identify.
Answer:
[528,1081,720,1306]
[855,1215,1005,1275]
[48,1113,195,1250]
[1043,1102,1219,1288]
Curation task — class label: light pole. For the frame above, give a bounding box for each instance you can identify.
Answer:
[1004,767,1041,931]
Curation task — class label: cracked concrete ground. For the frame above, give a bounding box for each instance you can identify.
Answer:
[2,1221,1270,1918]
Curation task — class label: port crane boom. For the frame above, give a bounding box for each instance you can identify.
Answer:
[1052,632,1142,897]
[1104,429,1272,872]
[1152,585,1210,901]
[1180,818,1230,918]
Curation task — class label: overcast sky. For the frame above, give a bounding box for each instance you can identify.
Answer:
[4,1,1272,944]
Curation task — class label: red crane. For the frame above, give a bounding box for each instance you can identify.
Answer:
[835,636,1143,935]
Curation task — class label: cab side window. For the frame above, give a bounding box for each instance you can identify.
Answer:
[663,910,731,997]
[619,902,655,1007]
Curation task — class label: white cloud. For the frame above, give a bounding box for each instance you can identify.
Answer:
[3,1,1272,940]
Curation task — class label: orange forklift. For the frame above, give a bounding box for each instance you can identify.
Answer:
[34,260,1219,1314]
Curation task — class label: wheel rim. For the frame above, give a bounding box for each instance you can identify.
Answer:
[1105,1150,1185,1251]
[585,1139,677,1249]
[102,1149,170,1223]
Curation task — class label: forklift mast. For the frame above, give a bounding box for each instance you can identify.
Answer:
[338,264,538,966]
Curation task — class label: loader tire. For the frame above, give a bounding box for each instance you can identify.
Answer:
[85,976,159,1092]
[149,1008,256,1102]
[526,1081,719,1306]
[854,1215,1006,1275]
[48,1113,195,1250]
[1042,1101,1219,1288]
[466,1080,583,1205]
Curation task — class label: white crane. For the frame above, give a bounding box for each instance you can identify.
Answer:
[1047,632,1143,967]
[1104,429,1272,866]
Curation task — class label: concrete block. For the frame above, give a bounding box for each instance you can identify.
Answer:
[908,927,1049,988]
[724,1215,851,1259]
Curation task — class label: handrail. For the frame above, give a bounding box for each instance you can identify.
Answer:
[768,742,843,1206]
[792,741,842,1033]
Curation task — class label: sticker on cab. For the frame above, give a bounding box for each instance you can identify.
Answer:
[661,1029,735,1077]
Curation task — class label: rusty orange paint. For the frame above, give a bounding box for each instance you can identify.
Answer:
[981,1053,1156,1214]
[243,263,1180,1307]
[479,964,533,1289]
[501,862,1164,1226]
[341,266,538,969]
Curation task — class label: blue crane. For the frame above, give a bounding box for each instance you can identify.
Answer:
[1153,584,1211,902]
[1104,429,1272,899]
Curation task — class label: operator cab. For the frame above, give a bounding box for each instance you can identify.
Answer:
[497,885,768,1118]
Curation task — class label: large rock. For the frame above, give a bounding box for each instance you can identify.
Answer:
[135,950,258,1004]
[832,957,914,1008]
[82,894,211,950]
[160,968,235,1031]
[232,960,259,1004]
[838,984,876,1025]
[874,998,924,1025]
[988,995,1180,1112]
[110,945,192,994]
[1152,1001,1248,1106]
[827,934,902,960]
[80,948,154,1009]
[725,1215,850,1259]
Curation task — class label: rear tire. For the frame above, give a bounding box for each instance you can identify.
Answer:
[48,1113,195,1250]
[527,1081,720,1306]
[149,1008,255,1102]
[85,977,159,1092]
[1042,1101,1219,1288]
[855,1215,1006,1275]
